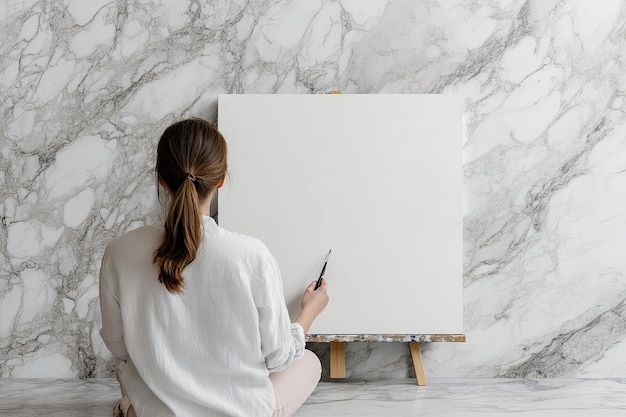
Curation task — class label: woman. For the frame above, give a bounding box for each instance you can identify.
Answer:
[99,118,329,417]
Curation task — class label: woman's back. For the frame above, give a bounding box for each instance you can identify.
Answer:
[100,216,297,416]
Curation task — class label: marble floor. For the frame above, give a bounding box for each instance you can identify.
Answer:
[1,378,625,416]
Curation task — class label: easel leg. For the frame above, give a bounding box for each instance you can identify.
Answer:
[409,342,427,386]
[329,341,346,378]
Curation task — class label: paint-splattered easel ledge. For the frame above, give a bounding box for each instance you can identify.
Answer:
[306,334,465,343]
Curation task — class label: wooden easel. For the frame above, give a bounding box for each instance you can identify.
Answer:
[307,334,466,385]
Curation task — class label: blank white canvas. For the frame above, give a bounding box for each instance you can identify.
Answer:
[218,94,463,335]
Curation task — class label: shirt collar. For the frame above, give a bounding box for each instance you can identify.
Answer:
[150,216,218,231]
[201,215,218,230]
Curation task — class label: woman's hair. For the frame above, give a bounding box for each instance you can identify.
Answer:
[153,118,227,293]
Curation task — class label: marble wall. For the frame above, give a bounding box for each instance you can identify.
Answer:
[1,0,626,379]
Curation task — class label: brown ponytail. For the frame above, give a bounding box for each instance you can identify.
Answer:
[153,118,227,293]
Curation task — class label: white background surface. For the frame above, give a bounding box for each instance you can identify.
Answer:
[4,0,625,378]
[218,94,463,334]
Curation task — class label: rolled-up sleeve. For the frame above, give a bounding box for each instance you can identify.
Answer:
[253,255,305,373]
[99,247,129,361]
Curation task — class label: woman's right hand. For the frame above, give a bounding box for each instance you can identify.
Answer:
[295,280,329,334]
[301,280,329,317]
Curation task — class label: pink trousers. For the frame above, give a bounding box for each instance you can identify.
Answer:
[117,350,321,417]
[270,350,322,417]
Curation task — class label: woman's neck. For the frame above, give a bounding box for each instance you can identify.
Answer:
[199,192,214,216]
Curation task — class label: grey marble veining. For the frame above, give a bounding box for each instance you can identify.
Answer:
[0,378,120,417]
[2,378,626,417]
[2,0,626,379]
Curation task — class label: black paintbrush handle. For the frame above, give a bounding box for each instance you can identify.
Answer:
[314,262,327,290]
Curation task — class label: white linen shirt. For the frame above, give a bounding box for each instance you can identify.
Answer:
[99,216,305,417]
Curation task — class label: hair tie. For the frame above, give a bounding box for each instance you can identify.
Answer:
[184,174,196,183]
